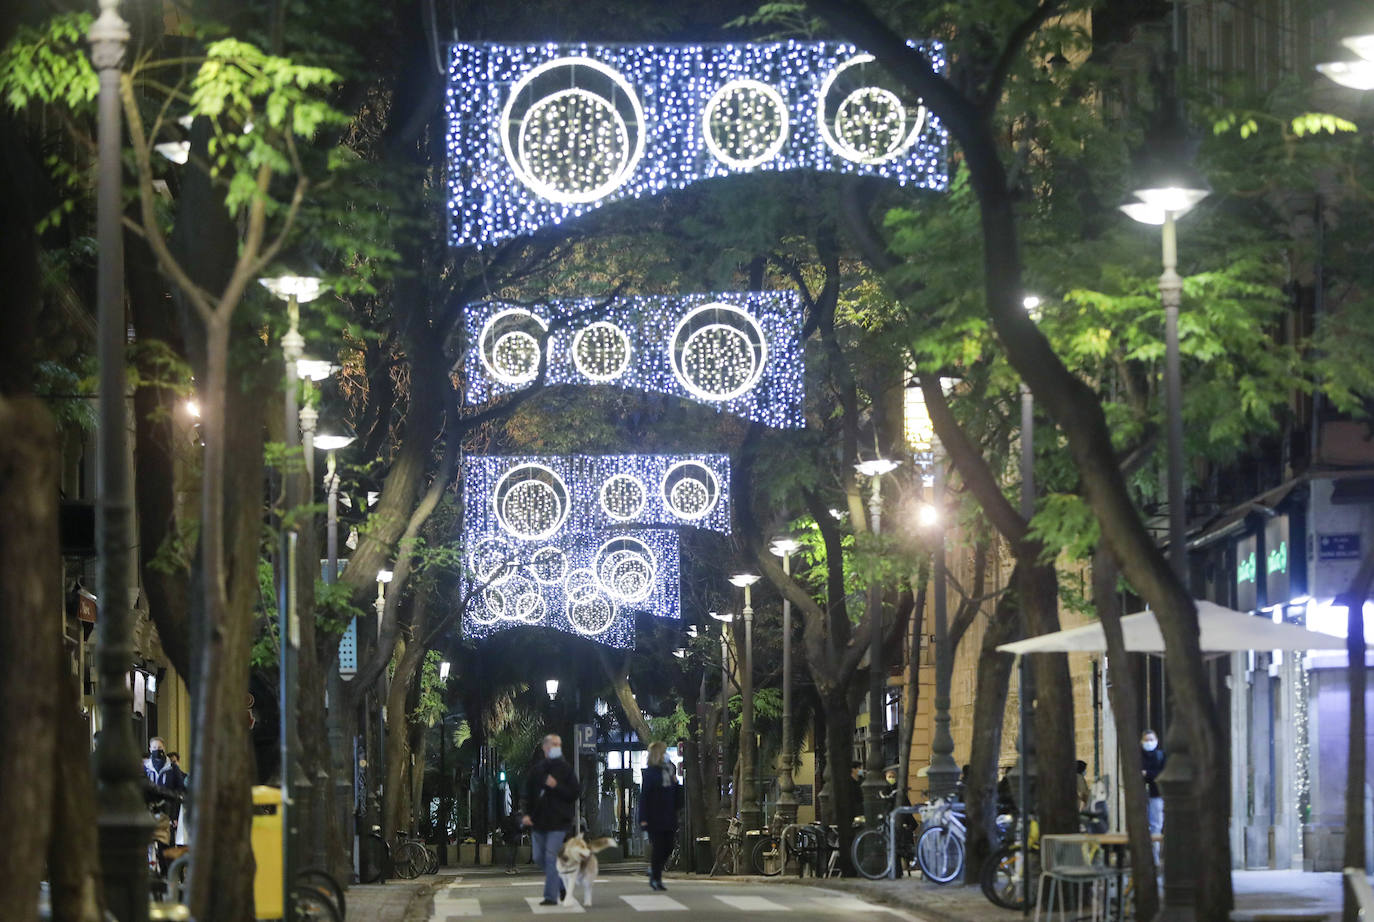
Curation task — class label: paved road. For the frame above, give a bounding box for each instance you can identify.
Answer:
[425,870,928,921]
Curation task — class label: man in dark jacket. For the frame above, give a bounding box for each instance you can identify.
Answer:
[1140,729,1166,861]
[521,734,580,906]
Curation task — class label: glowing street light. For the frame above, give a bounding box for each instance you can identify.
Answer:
[546,678,559,701]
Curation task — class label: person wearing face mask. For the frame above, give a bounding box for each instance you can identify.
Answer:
[521,734,580,906]
[143,737,187,871]
[1140,729,1166,860]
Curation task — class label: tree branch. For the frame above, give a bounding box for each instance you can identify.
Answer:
[980,0,1063,114]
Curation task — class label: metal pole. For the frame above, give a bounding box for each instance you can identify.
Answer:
[718,629,731,828]
[776,552,798,834]
[739,588,760,833]
[1019,384,1035,914]
[439,719,448,866]
[863,475,888,826]
[91,4,153,920]
[928,458,959,798]
[280,297,304,919]
[324,450,353,876]
[1161,211,1186,580]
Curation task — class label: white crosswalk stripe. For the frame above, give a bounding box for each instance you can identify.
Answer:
[619,894,688,911]
[712,895,788,911]
[432,897,483,917]
[524,896,585,914]
[805,895,889,913]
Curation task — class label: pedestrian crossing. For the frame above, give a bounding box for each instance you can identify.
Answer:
[429,881,911,918]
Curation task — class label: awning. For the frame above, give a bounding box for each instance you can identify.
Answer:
[996,600,1351,655]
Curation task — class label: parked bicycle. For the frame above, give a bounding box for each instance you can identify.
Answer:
[708,816,784,876]
[851,806,920,880]
[915,795,966,884]
[980,812,1041,910]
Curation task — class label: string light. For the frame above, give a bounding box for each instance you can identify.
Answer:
[464,291,804,428]
[446,41,948,249]
[465,453,732,538]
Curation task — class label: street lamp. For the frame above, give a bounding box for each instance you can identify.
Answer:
[728,575,761,833]
[1317,33,1374,90]
[439,660,451,682]
[90,2,155,919]
[768,538,803,838]
[546,679,559,701]
[1123,117,1209,917]
[260,269,326,918]
[855,456,901,825]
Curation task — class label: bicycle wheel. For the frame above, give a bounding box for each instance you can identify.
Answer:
[851,827,891,880]
[709,842,735,877]
[358,832,388,884]
[665,842,681,871]
[980,844,1039,910]
[750,834,783,876]
[916,824,964,884]
[295,868,345,920]
[424,845,439,875]
[291,882,343,922]
[393,841,428,879]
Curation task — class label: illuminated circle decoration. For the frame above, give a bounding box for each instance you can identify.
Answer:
[529,546,570,585]
[564,567,619,636]
[493,463,570,540]
[571,321,632,382]
[599,473,647,521]
[670,302,768,402]
[703,79,790,170]
[480,309,548,385]
[818,54,928,165]
[661,460,720,521]
[478,575,545,625]
[471,536,516,585]
[500,57,646,204]
[594,536,658,603]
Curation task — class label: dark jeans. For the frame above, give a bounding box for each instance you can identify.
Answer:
[647,829,675,881]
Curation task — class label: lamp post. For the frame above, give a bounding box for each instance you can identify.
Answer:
[438,701,458,867]
[854,458,900,826]
[316,429,354,874]
[261,274,325,917]
[926,454,960,801]
[768,538,802,838]
[90,3,154,919]
[729,575,762,833]
[546,679,560,701]
[709,610,735,825]
[1014,295,1042,908]
[1122,114,1210,917]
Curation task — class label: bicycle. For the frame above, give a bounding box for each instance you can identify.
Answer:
[915,796,966,884]
[851,811,919,880]
[980,814,1041,910]
[709,817,744,876]
[392,831,433,880]
[749,821,784,877]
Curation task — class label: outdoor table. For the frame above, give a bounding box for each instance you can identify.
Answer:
[1073,832,1162,921]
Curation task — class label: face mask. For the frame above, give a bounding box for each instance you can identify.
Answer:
[1142,740,1157,752]
[151,750,167,767]
[547,746,562,760]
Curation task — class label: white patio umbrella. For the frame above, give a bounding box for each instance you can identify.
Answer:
[996,599,1350,655]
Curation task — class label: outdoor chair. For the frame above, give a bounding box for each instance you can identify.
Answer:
[1034,834,1116,922]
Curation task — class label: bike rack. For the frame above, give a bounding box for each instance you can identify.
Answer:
[887,805,923,880]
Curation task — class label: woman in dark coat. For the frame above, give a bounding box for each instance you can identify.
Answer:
[637,740,684,891]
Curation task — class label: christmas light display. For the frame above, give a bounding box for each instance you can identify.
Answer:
[464,453,732,538]
[460,528,683,649]
[446,41,948,249]
[464,291,804,428]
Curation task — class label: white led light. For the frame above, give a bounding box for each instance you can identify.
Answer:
[669,302,767,402]
[493,463,570,540]
[817,54,928,165]
[571,320,632,382]
[465,292,803,428]
[471,536,517,585]
[661,460,720,521]
[446,42,948,250]
[595,536,658,603]
[530,546,570,585]
[567,585,618,636]
[599,473,648,521]
[500,57,646,205]
[703,79,790,170]
[479,308,549,385]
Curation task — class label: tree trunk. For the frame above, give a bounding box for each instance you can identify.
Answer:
[0,398,61,922]
[383,606,428,842]
[1093,548,1158,920]
[823,695,858,876]
[49,635,106,922]
[964,574,1021,884]
[1339,555,1373,922]
[600,649,654,742]
[1022,563,1077,836]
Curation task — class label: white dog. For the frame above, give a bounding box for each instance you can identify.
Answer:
[556,835,617,906]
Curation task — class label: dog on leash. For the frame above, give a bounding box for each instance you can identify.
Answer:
[556,835,617,906]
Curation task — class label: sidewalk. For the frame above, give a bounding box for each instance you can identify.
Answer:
[717,869,1352,922]
[345,873,455,922]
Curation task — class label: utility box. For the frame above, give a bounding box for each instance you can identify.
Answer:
[251,786,283,919]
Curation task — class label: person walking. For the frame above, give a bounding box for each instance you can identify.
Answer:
[521,734,579,906]
[143,737,186,872]
[638,741,683,891]
[1140,729,1166,861]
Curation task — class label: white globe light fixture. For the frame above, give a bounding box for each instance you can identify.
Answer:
[296,358,337,381]
[546,678,559,700]
[1317,33,1374,90]
[314,433,355,452]
[439,661,451,681]
[769,538,802,557]
[917,502,940,528]
[708,610,734,623]
[855,458,901,479]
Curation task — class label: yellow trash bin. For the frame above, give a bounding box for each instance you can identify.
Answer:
[251,786,284,920]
